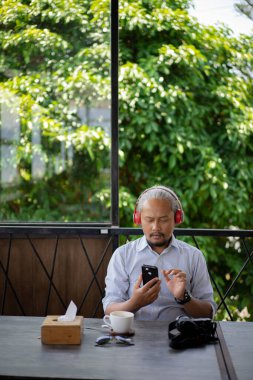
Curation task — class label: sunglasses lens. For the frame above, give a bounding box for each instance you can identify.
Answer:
[96,335,134,346]
[96,336,111,345]
[115,336,134,345]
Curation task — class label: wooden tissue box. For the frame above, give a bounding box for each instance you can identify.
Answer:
[41,315,84,345]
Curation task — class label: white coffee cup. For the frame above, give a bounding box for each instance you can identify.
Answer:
[103,311,134,333]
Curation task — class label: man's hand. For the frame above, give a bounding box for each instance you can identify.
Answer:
[129,274,161,311]
[162,269,186,299]
[104,274,161,315]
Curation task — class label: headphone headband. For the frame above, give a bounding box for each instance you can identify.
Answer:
[136,186,182,211]
[133,186,184,225]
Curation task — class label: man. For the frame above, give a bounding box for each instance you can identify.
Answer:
[102,185,216,322]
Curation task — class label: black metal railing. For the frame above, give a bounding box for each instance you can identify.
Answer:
[0,226,253,320]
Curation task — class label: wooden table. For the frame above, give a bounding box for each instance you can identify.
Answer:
[0,316,252,380]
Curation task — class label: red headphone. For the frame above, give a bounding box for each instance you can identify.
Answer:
[133,186,184,225]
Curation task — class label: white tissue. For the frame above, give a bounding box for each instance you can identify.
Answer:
[58,300,77,322]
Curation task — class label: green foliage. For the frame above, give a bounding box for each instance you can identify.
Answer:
[0,0,111,222]
[119,0,253,230]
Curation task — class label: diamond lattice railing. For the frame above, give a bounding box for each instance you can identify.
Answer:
[0,227,253,320]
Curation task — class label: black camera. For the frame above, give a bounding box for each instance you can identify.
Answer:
[168,315,218,349]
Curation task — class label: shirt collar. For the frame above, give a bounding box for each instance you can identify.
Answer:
[137,234,179,253]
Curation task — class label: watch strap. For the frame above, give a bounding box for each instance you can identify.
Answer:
[174,290,192,305]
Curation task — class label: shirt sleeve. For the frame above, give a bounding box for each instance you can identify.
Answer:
[102,246,130,312]
[191,250,217,318]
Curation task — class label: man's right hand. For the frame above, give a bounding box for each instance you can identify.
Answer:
[129,274,161,311]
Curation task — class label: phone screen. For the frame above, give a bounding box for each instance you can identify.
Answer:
[142,265,158,285]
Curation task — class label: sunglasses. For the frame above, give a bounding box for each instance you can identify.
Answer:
[95,335,134,346]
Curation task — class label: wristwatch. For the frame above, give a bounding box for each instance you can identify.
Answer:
[174,290,192,305]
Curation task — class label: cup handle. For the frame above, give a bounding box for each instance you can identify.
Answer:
[103,315,112,329]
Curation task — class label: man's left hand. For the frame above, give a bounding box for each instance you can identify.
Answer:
[162,269,186,299]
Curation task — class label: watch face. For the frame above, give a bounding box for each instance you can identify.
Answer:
[175,290,191,304]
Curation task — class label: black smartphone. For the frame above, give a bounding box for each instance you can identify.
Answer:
[142,264,159,285]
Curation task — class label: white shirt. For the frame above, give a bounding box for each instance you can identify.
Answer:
[102,235,216,322]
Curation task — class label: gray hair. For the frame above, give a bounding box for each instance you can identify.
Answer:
[136,185,182,213]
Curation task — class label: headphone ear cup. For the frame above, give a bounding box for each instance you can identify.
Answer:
[175,209,183,224]
[133,210,141,225]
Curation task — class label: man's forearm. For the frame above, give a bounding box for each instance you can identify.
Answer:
[183,298,213,318]
[105,299,141,315]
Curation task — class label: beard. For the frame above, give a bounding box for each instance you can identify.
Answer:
[147,234,172,248]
